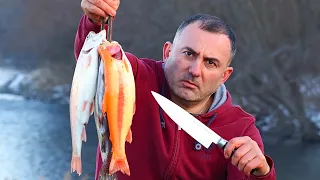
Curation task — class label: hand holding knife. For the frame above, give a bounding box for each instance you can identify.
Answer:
[151,91,270,176]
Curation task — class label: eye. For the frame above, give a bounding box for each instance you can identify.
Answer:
[183,51,193,57]
[206,59,217,68]
[208,59,215,65]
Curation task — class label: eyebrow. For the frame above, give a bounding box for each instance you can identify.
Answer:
[182,46,220,64]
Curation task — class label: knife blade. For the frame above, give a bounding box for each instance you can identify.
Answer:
[151,91,228,149]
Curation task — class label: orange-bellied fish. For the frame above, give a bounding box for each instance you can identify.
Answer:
[69,29,106,176]
[97,40,136,176]
[93,54,117,180]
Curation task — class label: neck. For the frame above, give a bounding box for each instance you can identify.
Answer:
[171,94,214,115]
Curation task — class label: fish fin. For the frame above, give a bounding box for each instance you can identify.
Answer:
[133,102,136,115]
[125,128,132,144]
[82,101,87,112]
[123,55,130,72]
[109,156,130,176]
[71,155,82,176]
[82,126,87,142]
[85,55,92,69]
[89,102,94,115]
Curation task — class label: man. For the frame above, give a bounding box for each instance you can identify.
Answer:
[74,0,276,179]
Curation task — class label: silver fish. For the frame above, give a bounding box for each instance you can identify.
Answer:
[69,29,106,176]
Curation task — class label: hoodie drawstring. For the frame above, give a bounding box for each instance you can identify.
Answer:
[159,84,166,128]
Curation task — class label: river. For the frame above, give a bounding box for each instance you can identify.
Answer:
[0,98,319,180]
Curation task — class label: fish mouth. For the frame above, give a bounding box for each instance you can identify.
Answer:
[107,44,122,60]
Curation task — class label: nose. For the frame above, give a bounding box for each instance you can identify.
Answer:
[188,60,201,77]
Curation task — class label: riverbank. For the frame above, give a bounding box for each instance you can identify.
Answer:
[0,65,72,104]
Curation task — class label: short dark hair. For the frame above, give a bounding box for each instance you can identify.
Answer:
[176,14,237,61]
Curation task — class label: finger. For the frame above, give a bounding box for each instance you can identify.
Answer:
[103,0,120,9]
[231,142,251,167]
[89,0,117,16]
[237,149,256,172]
[243,156,261,176]
[224,136,251,159]
[86,11,104,24]
[83,0,109,17]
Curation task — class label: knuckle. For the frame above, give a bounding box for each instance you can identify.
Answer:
[233,151,241,159]
[244,136,251,141]
[253,140,259,147]
[231,158,237,166]
[258,154,265,161]
[246,163,254,171]
[228,139,236,146]
[238,159,245,167]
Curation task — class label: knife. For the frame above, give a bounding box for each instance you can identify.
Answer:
[151,91,259,174]
[151,91,230,149]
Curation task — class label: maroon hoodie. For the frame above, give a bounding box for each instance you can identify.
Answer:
[74,14,276,180]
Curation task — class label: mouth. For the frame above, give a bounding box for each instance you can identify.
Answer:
[181,80,198,89]
[106,45,122,60]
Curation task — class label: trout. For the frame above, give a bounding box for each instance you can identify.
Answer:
[93,55,117,180]
[98,40,136,176]
[69,29,106,176]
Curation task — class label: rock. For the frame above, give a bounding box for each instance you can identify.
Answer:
[0,64,73,104]
[0,68,20,88]
[21,67,71,91]
[0,93,25,101]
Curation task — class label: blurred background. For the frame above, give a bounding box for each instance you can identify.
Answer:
[0,0,320,179]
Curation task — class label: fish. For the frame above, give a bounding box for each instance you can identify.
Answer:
[97,40,136,176]
[93,55,118,180]
[69,29,107,176]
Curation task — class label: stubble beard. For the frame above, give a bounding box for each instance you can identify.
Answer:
[165,71,203,103]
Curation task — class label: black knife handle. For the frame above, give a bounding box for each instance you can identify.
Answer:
[217,138,257,175]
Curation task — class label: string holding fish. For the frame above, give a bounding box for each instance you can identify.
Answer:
[98,15,111,67]
[100,16,113,42]
[100,17,106,31]
[107,16,113,42]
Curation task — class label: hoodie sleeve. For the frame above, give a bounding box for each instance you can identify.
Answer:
[73,14,139,76]
[227,118,276,180]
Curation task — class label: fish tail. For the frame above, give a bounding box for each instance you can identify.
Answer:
[125,128,132,144]
[71,155,82,176]
[108,154,130,176]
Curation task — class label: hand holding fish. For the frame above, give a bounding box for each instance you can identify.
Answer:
[81,0,120,24]
[223,136,271,176]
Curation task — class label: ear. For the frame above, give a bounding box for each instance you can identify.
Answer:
[221,67,233,84]
[163,41,172,62]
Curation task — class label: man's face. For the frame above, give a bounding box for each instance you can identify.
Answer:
[163,22,233,103]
